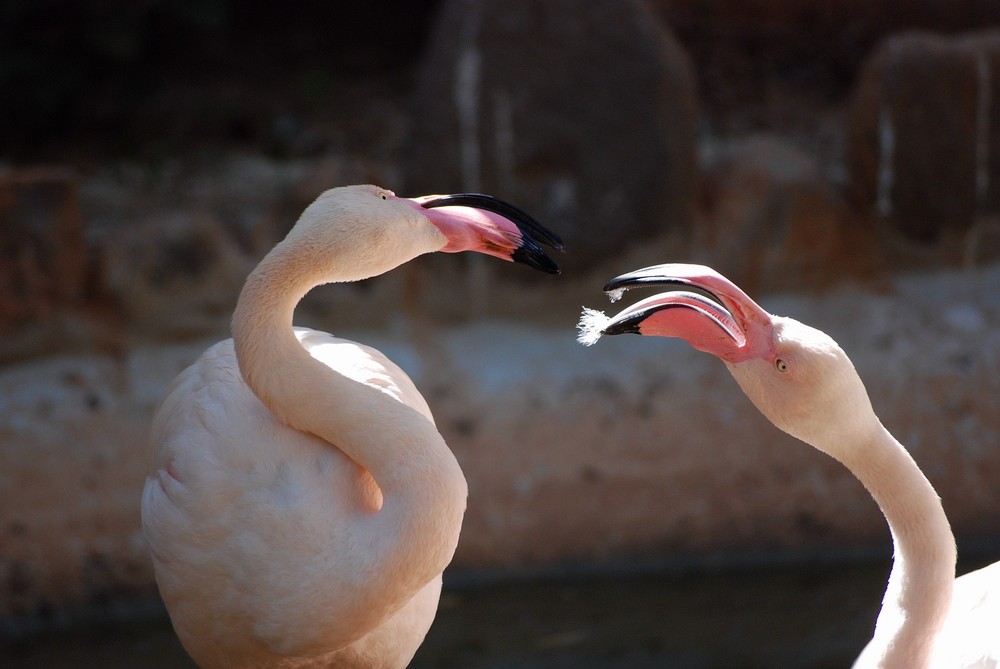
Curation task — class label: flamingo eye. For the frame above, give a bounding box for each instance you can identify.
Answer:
[775,358,789,373]
[378,192,389,201]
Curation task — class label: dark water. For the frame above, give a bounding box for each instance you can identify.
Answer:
[0,561,886,669]
[413,562,886,669]
[2,554,992,668]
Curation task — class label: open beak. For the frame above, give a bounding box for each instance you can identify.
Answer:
[409,193,564,274]
[578,263,774,362]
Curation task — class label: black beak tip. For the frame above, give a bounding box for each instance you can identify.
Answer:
[513,245,561,274]
[602,317,641,336]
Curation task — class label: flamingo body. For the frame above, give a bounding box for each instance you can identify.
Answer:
[933,560,1000,668]
[142,185,562,668]
[143,331,437,667]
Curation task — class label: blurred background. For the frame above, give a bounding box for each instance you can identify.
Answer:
[2,0,1000,666]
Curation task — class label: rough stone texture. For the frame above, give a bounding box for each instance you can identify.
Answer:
[3,264,999,622]
[847,31,1000,260]
[405,0,698,273]
[8,12,1000,634]
[0,351,159,624]
[695,135,873,294]
[99,209,251,340]
[0,168,94,362]
[0,168,85,324]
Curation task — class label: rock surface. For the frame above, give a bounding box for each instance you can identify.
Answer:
[848,31,1000,260]
[4,0,1000,636]
[696,135,871,294]
[405,0,699,273]
[0,169,94,362]
[3,264,999,622]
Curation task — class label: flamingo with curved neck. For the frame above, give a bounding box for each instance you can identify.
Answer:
[141,185,562,669]
[579,263,998,669]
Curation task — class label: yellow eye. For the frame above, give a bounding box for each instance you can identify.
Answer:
[379,192,389,200]
[775,358,789,373]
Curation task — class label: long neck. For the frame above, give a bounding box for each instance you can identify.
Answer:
[839,425,957,669]
[231,239,467,617]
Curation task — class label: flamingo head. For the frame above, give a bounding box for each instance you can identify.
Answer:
[578,263,877,452]
[287,185,563,281]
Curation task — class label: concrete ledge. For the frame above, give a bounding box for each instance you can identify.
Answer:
[2,264,999,623]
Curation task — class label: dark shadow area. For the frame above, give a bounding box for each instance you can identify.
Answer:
[0,0,443,161]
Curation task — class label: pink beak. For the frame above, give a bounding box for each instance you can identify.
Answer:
[597,263,775,363]
[401,193,563,274]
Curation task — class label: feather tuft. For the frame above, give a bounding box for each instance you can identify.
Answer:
[577,307,611,346]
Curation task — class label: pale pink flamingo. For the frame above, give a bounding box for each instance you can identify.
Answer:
[578,263,999,669]
[141,185,562,669]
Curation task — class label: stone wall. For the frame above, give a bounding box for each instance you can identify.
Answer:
[2,0,1000,630]
[3,266,999,623]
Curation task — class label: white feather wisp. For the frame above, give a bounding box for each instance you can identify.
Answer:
[577,307,612,346]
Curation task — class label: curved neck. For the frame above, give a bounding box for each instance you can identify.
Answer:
[231,238,467,615]
[839,425,956,669]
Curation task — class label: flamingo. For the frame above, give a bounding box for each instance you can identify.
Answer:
[141,184,563,669]
[578,263,999,669]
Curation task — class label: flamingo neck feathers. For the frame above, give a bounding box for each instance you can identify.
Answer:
[733,323,958,668]
[230,226,467,617]
[832,424,956,668]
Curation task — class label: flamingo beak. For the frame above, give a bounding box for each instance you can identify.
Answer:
[578,263,775,363]
[409,193,564,274]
